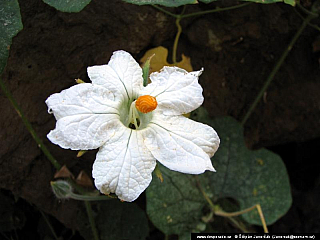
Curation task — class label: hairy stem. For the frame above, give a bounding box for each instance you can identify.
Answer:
[181,2,251,19]
[241,13,316,126]
[215,204,268,233]
[195,176,266,233]
[85,201,100,240]
[40,210,59,240]
[0,77,101,240]
[0,77,61,170]
[151,4,178,18]
[173,17,182,64]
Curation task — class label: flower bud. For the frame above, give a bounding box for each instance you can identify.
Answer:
[51,180,73,199]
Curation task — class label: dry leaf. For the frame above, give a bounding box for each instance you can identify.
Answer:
[76,170,94,188]
[140,46,193,73]
[54,165,74,179]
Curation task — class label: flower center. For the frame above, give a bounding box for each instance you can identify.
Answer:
[123,95,157,130]
[135,95,157,113]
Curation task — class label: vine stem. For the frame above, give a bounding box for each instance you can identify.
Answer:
[0,77,61,170]
[241,13,316,126]
[173,17,182,64]
[0,77,100,240]
[40,210,59,240]
[215,204,268,233]
[85,201,100,240]
[195,176,269,233]
[195,176,250,233]
[152,3,251,65]
[180,2,251,19]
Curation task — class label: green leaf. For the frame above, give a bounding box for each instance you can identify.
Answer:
[146,108,292,234]
[123,0,295,6]
[43,0,91,12]
[122,0,198,7]
[142,54,154,87]
[200,0,295,6]
[194,110,292,225]
[147,166,206,235]
[96,200,149,240]
[0,0,23,75]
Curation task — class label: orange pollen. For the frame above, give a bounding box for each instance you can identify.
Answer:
[135,95,157,113]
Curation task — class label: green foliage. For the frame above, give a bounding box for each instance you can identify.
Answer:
[123,0,295,6]
[0,0,23,75]
[142,55,153,87]
[95,201,149,240]
[239,0,295,6]
[147,166,206,235]
[146,108,292,235]
[122,0,198,7]
[194,109,292,225]
[42,0,91,12]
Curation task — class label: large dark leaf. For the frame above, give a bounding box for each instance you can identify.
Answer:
[0,0,23,75]
[96,200,149,240]
[43,0,91,12]
[122,0,198,7]
[146,108,292,235]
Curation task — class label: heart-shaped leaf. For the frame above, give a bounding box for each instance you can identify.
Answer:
[146,108,292,235]
[122,0,198,7]
[123,0,295,7]
[200,0,295,6]
[147,166,206,235]
[193,109,292,225]
[0,0,23,75]
[43,0,91,12]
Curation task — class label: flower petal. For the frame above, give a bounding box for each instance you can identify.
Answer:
[151,114,220,158]
[46,83,120,150]
[141,118,217,174]
[87,50,143,101]
[141,66,204,115]
[93,128,156,202]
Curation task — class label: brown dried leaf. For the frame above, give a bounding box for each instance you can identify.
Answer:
[140,46,193,73]
[54,165,74,179]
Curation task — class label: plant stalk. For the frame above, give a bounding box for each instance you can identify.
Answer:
[40,210,59,240]
[0,77,61,170]
[0,77,101,240]
[180,2,251,19]
[215,204,268,233]
[241,13,316,126]
[85,201,100,240]
[173,17,182,64]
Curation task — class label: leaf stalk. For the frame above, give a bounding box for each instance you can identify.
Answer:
[0,77,61,170]
[241,12,317,126]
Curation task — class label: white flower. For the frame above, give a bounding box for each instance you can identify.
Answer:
[46,50,220,202]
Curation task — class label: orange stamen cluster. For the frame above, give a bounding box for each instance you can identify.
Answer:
[135,95,157,113]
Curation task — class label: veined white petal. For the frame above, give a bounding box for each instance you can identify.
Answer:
[93,129,156,202]
[87,50,143,101]
[151,113,220,158]
[141,122,216,175]
[48,115,120,150]
[141,66,204,115]
[46,83,120,150]
[46,83,119,120]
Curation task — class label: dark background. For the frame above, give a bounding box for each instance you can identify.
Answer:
[0,0,319,238]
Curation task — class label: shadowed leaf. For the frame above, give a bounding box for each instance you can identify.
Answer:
[0,0,23,75]
[146,108,292,235]
[43,0,91,12]
[123,0,198,7]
